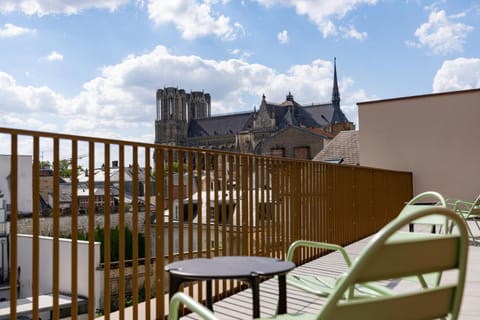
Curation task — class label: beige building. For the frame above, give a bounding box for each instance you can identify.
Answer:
[358,88,480,201]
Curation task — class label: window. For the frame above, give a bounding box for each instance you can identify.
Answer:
[271,148,285,157]
[294,146,310,160]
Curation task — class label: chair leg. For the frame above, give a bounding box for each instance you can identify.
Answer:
[465,219,480,246]
[472,219,480,245]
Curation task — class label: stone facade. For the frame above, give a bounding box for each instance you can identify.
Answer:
[260,126,328,159]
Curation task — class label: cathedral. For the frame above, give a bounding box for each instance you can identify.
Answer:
[154,60,354,160]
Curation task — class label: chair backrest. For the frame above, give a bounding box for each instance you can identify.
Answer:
[399,191,448,232]
[403,191,447,207]
[317,206,469,320]
[469,194,480,215]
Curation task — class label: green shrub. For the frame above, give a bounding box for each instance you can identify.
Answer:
[77,226,146,263]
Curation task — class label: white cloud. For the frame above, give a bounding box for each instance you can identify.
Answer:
[255,0,377,38]
[261,60,362,126]
[340,24,367,40]
[70,45,276,118]
[229,48,253,60]
[433,58,480,92]
[0,0,130,16]
[45,51,64,62]
[0,23,36,37]
[0,71,66,113]
[0,45,359,141]
[147,0,244,40]
[412,9,474,55]
[277,29,288,44]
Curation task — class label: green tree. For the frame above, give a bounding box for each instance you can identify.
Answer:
[59,159,71,177]
[51,159,84,178]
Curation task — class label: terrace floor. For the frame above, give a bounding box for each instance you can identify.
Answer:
[108,221,480,319]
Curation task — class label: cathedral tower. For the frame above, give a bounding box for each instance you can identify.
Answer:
[154,87,188,145]
[155,87,211,145]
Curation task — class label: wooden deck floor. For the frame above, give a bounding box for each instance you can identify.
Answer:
[180,222,480,320]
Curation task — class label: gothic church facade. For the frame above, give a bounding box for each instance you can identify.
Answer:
[154,61,354,160]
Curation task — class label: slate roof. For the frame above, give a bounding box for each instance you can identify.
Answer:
[261,100,335,129]
[264,125,332,142]
[302,104,335,126]
[313,130,359,165]
[186,93,350,138]
[188,112,253,136]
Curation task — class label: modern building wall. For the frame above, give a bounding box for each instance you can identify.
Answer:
[358,88,480,201]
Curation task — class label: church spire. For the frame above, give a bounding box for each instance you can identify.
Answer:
[332,57,340,108]
[330,57,348,125]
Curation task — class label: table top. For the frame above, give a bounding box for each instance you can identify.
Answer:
[165,256,295,280]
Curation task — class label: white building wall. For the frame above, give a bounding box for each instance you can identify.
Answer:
[17,234,103,310]
[0,155,33,214]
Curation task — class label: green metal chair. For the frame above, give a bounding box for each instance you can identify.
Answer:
[397,191,450,289]
[398,191,448,234]
[285,191,448,297]
[168,206,469,320]
[450,194,480,246]
[284,240,393,299]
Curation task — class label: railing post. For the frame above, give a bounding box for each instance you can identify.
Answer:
[290,161,301,254]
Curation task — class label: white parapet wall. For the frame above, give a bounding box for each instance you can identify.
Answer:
[17,234,103,311]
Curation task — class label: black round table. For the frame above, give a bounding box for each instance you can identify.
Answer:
[165,256,295,318]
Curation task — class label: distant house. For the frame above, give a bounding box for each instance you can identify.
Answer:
[48,184,73,213]
[54,161,155,214]
[76,186,118,214]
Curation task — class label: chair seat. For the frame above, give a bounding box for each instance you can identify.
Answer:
[287,274,393,298]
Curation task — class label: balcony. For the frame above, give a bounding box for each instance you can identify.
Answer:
[5,125,465,320]
[155,225,480,319]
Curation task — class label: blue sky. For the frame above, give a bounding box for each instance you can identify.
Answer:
[0,0,479,146]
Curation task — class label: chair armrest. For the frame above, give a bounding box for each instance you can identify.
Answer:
[168,292,219,320]
[453,200,475,213]
[286,240,352,267]
[445,198,459,208]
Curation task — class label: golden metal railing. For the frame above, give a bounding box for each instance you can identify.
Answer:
[0,126,412,319]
